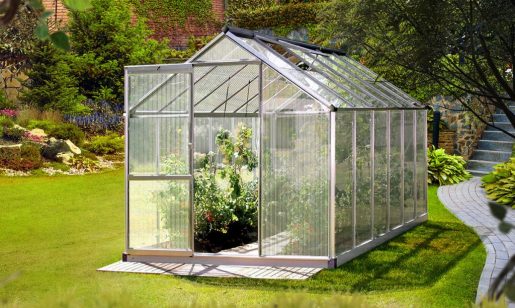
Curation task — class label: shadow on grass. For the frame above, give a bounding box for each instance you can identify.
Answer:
[179,221,481,294]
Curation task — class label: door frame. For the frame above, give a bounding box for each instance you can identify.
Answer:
[125,63,195,257]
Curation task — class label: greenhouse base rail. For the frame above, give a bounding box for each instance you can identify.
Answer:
[335,213,427,267]
[123,252,334,269]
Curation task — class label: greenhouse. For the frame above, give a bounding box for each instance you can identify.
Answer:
[124,26,428,268]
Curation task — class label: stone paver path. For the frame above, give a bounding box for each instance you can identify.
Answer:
[438,177,514,305]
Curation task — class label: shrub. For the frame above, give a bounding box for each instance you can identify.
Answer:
[0,143,43,171]
[482,157,515,207]
[85,132,124,155]
[48,123,85,146]
[26,120,56,131]
[427,146,472,185]
[20,143,43,170]
[67,0,171,101]
[2,127,25,142]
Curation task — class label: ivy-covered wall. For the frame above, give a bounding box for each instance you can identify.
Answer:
[227,1,330,42]
[130,0,224,48]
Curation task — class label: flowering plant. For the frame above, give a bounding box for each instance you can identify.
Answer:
[23,131,45,143]
[0,109,17,118]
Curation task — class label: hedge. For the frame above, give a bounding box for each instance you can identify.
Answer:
[228,2,329,30]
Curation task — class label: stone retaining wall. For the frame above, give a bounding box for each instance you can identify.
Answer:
[429,96,495,160]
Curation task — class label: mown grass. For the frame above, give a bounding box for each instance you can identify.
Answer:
[0,169,485,307]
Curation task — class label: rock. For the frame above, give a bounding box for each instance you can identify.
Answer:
[0,144,22,149]
[13,124,27,131]
[56,152,74,164]
[65,139,81,155]
[42,138,80,160]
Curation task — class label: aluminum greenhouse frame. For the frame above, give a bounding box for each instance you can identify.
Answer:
[123,26,428,268]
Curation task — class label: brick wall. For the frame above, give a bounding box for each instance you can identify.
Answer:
[42,0,69,30]
[428,130,456,155]
[41,0,225,48]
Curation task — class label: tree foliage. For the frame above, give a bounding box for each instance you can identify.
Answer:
[22,0,171,114]
[319,0,515,136]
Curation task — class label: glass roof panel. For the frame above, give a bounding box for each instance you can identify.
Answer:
[330,55,418,107]
[262,64,329,113]
[238,37,349,109]
[286,46,391,108]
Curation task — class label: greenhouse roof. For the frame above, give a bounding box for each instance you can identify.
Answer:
[190,26,424,111]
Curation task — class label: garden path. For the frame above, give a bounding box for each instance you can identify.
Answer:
[438,177,514,306]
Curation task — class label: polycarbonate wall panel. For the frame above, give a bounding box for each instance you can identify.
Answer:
[374,111,388,235]
[416,110,428,216]
[194,117,259,166]
[129,180,190,249]
[261,65,330,256]
[335,112,354,254]
[128,73,190,113]
[389,111,403,228]
[129,117,189,175]
[355,111,372,245]
[403,111,416,222]
[197,36,256,61]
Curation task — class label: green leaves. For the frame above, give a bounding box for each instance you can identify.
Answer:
[63,0,92,11]
[50,31,70,50]
[30,0,91,51]
[482,157,515,207]
[427,146,472,186]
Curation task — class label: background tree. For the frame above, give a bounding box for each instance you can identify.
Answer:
[22,0,171,114]
[67,0,170,101]
[319,0,515,137]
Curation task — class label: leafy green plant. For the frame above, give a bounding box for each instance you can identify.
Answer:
[48,123,85,146]
[427,146,472,185]
[0,116,15,129]
[85,133,124,155]
[482,158,515,207]
[156,125,258,252]
[26,119,56,131]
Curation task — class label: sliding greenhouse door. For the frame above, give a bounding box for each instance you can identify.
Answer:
[126,64,194,256]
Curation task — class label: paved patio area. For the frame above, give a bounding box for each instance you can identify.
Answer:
[98,261,322,280]
[438,177,514,305]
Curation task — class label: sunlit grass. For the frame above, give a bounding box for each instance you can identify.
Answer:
[0,170,485,307]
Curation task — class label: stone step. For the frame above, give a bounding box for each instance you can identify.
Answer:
[485,122,514,132]
[466,169,490,177]
[482,130,515,142]
[467,159,499,173]
[493,113,509,122]
[477,140,514,152]
[471,149,512,162]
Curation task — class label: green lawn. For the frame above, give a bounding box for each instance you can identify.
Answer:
[0,169,485,307]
